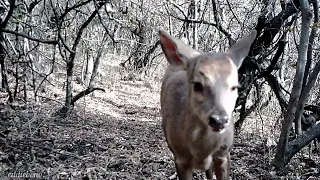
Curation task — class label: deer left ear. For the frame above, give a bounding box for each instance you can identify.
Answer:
[227,30,257,69]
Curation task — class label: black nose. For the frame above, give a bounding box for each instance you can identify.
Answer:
[209,115,229,127]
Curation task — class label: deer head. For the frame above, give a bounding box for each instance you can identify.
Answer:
[159,30,256,132]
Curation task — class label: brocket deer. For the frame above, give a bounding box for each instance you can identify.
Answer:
[159,30,257,180]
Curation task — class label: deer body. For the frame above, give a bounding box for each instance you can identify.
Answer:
[159,30,257,180]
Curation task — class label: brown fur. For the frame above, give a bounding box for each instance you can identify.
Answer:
[159,30,257,180]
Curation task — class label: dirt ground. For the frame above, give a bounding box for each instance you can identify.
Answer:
[0,75,319,180]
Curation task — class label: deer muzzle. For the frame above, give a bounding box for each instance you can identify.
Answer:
[208,115,229,132]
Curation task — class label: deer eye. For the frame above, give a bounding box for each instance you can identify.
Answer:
[231,85,241,91]
[193,82,204,93]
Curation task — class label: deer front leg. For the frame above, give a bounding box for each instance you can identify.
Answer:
[205,160,214,180]
[175,161,193,180]
[213,153,231,180]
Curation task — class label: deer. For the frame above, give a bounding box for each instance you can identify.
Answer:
[159,30,257,180]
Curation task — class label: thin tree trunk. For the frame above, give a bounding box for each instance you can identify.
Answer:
[85,56,93,86]
[0,0,15,103]
[89,32,108,87]
[0,35,12,102]
[302,0,318,90]
[273,0,312,170]
[294,55,320,134]
[294,0,319,136]
[191,0,198,49]
[23,75,27,101]
[62,6,102,114]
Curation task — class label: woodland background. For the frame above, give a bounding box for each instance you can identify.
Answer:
[0,0,319,179]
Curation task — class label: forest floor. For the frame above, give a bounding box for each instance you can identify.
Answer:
[0,72,320,180]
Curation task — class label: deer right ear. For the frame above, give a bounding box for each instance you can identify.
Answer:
[159,30,199,66]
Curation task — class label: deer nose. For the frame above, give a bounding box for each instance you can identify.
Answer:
[209,115,229,128]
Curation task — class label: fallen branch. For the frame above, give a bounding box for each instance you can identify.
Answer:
[285,123,320,164]
[71,87,105,105]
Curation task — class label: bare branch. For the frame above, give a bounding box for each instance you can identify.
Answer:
[258,37,287,78]
[35,44,57,98]
[97,11,117,44]
[58,31,74,53]
[1,29,58,44]
[28,0,42,13]
[71,6,102,52]
[166,0,188,18]
[171,15,235,45]
[58,0,93,21]
[225,0,241,25]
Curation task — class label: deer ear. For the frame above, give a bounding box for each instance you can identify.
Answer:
[159,30,199,66]
[227,30,257,69]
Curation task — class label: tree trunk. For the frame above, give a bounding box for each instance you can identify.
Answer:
[65,57,74,109]
[191,0,198,49]
[61,6,102,114]
[294,57,320,133]
[273,0,312,170]
[294,0,319,136]
[0,35,12,102]
[85,56,94,86]
[0,0,15,103]
[302,0,318,91]
[89,32,108,87]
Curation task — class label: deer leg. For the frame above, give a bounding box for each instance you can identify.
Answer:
[205,160,214,180]
[227,153,231,177]
[175,161,192,180]
[213,153,231,180]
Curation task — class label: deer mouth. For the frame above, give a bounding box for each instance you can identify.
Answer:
[209,124,225,132]
[211,126,224,132]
